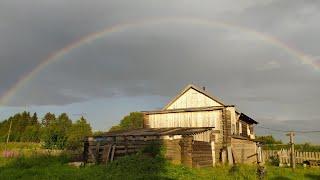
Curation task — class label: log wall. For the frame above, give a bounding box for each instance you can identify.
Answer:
[162,139,181,164]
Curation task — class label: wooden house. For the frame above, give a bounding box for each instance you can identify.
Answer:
[143,84,259,165]
[84,84,259,167]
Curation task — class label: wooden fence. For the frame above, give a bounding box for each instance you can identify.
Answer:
[84,137,159,163]
[264,149,320,165]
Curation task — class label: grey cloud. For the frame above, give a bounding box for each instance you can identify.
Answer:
[256,119,320,143]
[0,0,319,136]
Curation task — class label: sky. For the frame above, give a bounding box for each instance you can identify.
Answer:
[0,0,319,143]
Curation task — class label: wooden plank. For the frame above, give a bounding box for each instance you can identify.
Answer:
[95,142,100,163]
[102,144,112,164]
[227,146,233,165]
[221,149,227,164]
[144,106,225,115]
[211,140,215,166]
[110,145,116,162]
[231,148,238,164]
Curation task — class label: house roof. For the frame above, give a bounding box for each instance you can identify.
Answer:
[239,113,258,124]
[100,127,213,137]
[162,84,225,110]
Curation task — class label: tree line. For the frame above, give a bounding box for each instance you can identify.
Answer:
[2,111,319,152]
[108,112,143,132]
[256,135,320,152]
[0,111,92,150]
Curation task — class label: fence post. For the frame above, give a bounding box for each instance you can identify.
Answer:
[286,132,295,170]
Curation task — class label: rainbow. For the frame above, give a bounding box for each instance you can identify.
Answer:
[0,17,318,107]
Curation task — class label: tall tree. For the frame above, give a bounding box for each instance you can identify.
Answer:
[109,112,143,132]
[66,116,92,150]
[42,113,72,149]
[256,135,282,144]
[0,111,40,142]
[31,112,38,125]
[42,112,56,127]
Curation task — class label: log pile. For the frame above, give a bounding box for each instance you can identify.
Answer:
[192,141,213,168]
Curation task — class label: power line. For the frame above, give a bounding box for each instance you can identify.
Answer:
[256,125,289,133]
[255,125,320,134]
[294,130,320,134]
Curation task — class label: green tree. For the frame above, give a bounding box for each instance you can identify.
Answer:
[66,116,92,150]
[256,135,282,144]
[41,112,56,127]
[42,113,72,149]
[0,111,41,142]
[109,125,122,132]
[93,131,105,136]
[31,112,38,125]
[109,112,143,132]
[21,125,41,142]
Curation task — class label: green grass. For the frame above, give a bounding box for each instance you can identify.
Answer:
[0,142,41,151]
[0,153,319,180]
[0,143,319,180]
[0,142,41,158]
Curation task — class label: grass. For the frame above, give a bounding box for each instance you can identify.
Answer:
[0,142,319,179]
[0,154,320,180]
[0,142,41,153]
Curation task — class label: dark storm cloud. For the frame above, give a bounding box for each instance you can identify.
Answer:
[0,0,319,130]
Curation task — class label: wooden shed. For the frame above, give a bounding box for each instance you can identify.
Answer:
[84,127,215,168]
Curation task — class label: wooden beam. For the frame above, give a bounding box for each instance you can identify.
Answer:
[227,146,233,165]
[143,106,227,115]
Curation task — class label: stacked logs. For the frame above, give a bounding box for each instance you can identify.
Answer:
[192,141,213,168]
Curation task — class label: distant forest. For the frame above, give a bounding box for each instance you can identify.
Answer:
[0,111,92,150]
[1,111,318,152]
[0,111,144,150]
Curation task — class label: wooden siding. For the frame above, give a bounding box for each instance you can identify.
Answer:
[193,130,212,142]
[147,110,221,128]
[226,107,237,135]
[241,121,248,137]
[167,88,222,110]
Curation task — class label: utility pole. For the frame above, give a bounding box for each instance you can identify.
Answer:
[6,105,27,148]
[286,131,295,170]
[6,118,13,144]
[5,118,13,152]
